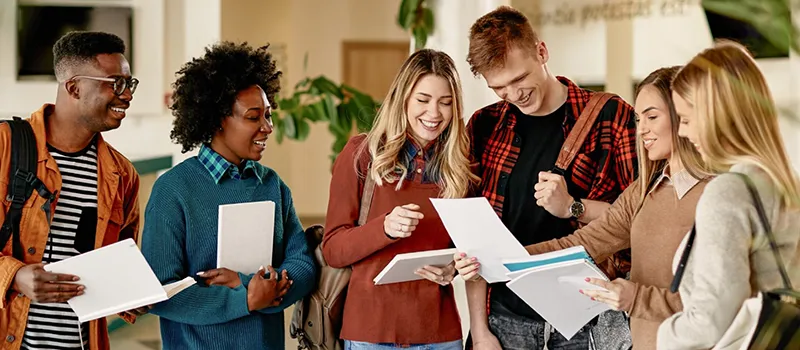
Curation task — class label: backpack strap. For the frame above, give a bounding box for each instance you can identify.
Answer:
[1,117,50,260]
[357,164,376,226]
[670,172,794,293]
[553,92,614,174]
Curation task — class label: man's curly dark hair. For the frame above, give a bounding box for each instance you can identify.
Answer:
[169,41,282,153]
[53,31,126,81]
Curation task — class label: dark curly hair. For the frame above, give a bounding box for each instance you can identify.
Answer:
[169,41,282,153]
[53,31,126,81]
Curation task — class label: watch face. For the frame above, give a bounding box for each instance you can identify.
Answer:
[571,201,585,217]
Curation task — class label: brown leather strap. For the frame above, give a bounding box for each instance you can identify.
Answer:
[554,92,614,172]
[357,165,376,226]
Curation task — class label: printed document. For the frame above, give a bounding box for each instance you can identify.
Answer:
[503,246,610,340]
[430,197,529,283]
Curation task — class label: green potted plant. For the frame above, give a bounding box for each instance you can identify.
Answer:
[271,73,381,164]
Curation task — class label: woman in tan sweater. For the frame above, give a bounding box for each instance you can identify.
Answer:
[456,66,711,349]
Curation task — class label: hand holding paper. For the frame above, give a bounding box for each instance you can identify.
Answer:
[578,277,634,312]
[12,263,84,303]
[430,197,529,283]
[197,267,242,288]
[122,305,152,318]
[453,252,481,281]
[414,262,456,286]
[41,239,196,323]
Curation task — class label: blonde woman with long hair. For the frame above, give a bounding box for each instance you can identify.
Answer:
[322,49,479,350]
[657,41,800,349]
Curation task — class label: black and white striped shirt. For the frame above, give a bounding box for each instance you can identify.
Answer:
[22,142,98,350]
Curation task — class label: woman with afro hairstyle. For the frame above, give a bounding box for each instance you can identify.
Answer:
[140,41,316,350]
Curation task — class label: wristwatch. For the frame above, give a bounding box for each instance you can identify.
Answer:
[569,198,585,219]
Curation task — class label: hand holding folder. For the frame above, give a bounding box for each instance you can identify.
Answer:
[12,263,84,303]
[42,239,195,323]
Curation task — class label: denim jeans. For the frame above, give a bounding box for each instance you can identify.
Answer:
[487,310,592,350]
[344,340,463,350]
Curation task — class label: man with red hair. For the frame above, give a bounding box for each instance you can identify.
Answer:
[459,5,638,349]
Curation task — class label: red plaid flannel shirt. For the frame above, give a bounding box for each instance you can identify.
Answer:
[468,76,638,216]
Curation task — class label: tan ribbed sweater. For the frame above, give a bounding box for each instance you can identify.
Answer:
[527,176,708,349]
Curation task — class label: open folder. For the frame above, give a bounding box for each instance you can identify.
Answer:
[43,239,195,323]
[373,248,457,285]
[217,200,275,274]
[430,197,529,283]
[503,246,610,340]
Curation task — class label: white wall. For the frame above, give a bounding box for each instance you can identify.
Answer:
[531,0,800,169]
[425,0,508,119]
[0,0,172,163]
[0,0,165,118]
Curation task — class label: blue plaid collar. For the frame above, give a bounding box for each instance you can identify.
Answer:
[404,138,437,160]
[198,144,263,184]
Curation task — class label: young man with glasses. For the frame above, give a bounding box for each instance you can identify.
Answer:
[0,31,143,350]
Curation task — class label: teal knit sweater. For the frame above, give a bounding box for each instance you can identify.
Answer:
[141,157,316,350]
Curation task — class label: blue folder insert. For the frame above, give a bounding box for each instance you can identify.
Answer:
[504,250,591,272]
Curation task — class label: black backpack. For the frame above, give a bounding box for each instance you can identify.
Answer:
[0,117,52,260]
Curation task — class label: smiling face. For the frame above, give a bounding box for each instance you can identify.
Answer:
[673,91,704,159]
[213,85,273,164]
[634,86,674,162]
[68,53,134,132]
[405,74,454,146]
[482,45,550,115]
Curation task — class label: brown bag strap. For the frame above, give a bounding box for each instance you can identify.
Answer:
[357,164,376,226]
[554,92,614,173]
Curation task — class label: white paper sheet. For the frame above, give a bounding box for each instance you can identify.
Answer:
[217,200,275,274]
[430,197,529,283]
[43,239,169,323]
[373,248,457,285]
[506,259,611,340]
[164,277,197,298]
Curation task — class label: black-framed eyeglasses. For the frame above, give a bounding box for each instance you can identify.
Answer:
[69,75,139,96]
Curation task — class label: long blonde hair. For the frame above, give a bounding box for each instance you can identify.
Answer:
[672,40,800,207]
[634,66,708,202]
[359,49,479,198]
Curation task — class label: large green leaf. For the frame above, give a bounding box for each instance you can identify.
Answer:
[702,0,797,54]
[270,73,380,166]
[272,113,284,144]
[312,76,345,99]
[323,95,339,123]
[295,118,310,141]
[332,134,350,158]
[397,0,422,29]
[422,7,434,35]
[277,95,299,111]
[281,112,296,139]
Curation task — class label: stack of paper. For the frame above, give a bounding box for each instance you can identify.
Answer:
[503,246,610,340]
[373,248,457,285]
[43,239,196,323]
[217,200,275,274]
[430,197,529,283]
[429,198,611,340]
